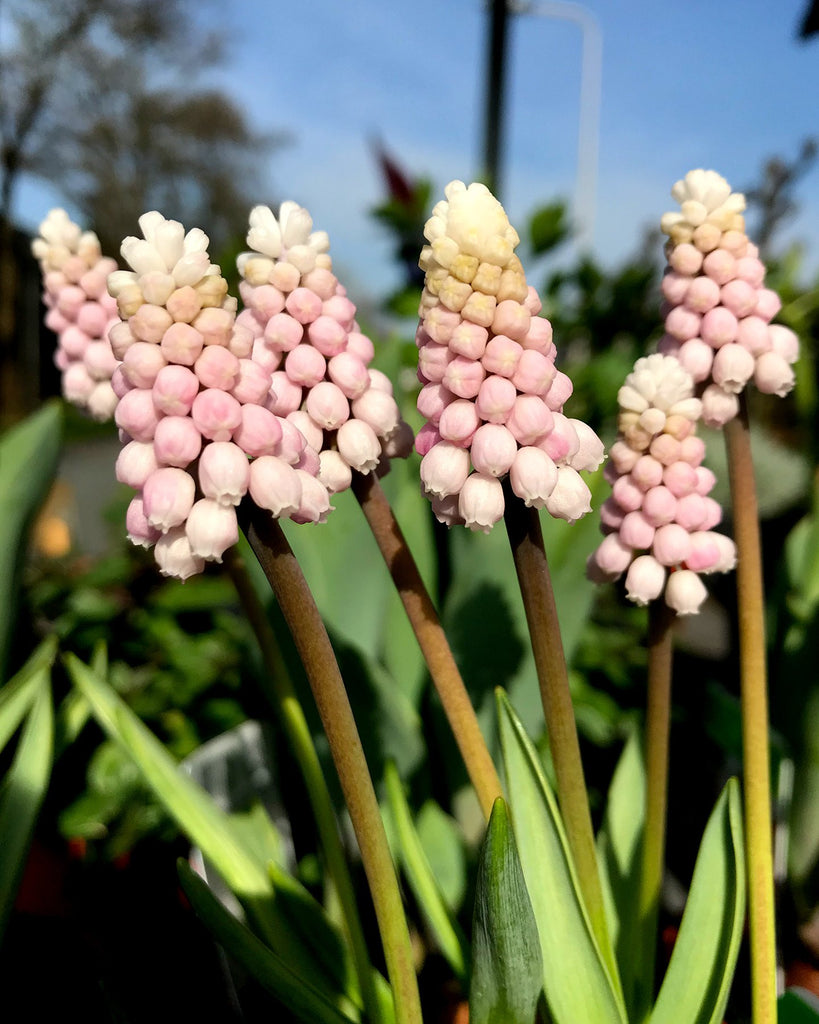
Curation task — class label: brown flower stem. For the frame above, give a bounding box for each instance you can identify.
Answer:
[503,495,616,978]
[635,600,675,1022]
[241,505,423,1024]
[223,546,383,1024]
[725,395,777,1024]
[351,470,502,819]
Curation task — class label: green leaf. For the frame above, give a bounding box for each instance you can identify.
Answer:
[177,860,356,1024]
[780,989,819,1023]
[469,797,543,1024]
[497,690,627,1024]
[529,201,572,256]
[0,637,57,753]
[384,761,468,983]
[0,677,54,939]
[65,654,355,1010]
[445,471,609,758]
[415,799,467,913]
[0,401,63,679]
[596,729,646,1019]
[281,483,426,705]
[649,779,745,1024]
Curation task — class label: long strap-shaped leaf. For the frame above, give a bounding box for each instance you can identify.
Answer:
[596,729,647,1020]
[178,860,356,1024]
[0,675,54,939]
[497,690,627,1024]
[0,637,57,752]
[384,760,468,985]
[649,779,745,1024]
[470,797,543,1024]
[0,401,63,680]
[65,654,358,1014]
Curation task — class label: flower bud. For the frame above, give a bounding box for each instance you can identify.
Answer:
[421,442,470,497]
[664,569,708,615]
[544,466,592,524]
[459,473,505,533]
[154,526,205,581]
[336,419,381,474]
[625,555,666,605]
[509,446,558,508]
[198,442,250,505]
[186,499,238,561]
[249,456,302,516]
[143,467,196,532]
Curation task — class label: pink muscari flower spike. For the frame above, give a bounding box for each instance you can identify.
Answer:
[588,353,736,615]
[663,168,787,1024]
[659,169,798,427]
[414,180,603,531]
[32,209,121,420]
[416,179,615,973]
[237,201,412,489]
[103,210,329,580]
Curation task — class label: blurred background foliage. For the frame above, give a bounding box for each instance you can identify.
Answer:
[2,1,819,1013]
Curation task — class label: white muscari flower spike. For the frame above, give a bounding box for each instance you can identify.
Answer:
[242,202,330,267]
[618,354,703,419]
[114,213,220,294]
[661,170,746,241]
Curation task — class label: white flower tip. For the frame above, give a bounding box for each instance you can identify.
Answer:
[664,170,746,238]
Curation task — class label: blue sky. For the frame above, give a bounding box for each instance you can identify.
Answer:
[14,0,819,299]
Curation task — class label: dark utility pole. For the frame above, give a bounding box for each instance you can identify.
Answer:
[482,0,512,199]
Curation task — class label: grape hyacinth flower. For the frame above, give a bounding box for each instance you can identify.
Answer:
[588,353,736,614]
[414,180,604,533]
[658,169,799,427]
[31,209,120,420]
[236,202,412,495]
[106,211,330,580]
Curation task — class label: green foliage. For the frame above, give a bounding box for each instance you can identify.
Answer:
[649,780,746,1024]
[772,477,819,909]
[529,201,572,257]
[384,760,468,983]
[0,401,63,680]
[469,798,543,1024]
[444,470,618,764]
[541,249,661,433]
[779,989,819,1023]
[0,666,53,941]
[65,653,361,1014]
[178,860,357,1024]
[596,729,646,1019]
[496,689,627,1024]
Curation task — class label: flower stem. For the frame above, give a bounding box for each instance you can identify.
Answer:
[224,546,384,1024]
[724,395,777,1024]
[241,506,424,1024]
[502,495,615,975]
[351,470,502,819]
[635,600,675,1023]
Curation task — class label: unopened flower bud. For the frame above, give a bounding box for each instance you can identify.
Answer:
[664,569,708,615]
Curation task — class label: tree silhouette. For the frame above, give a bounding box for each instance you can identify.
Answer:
[0,0,282,420]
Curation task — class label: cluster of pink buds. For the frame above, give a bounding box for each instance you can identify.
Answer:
[31,209,120,420]
[588,354,736,614]
[658,169,799,427]
[414,181,604,532]
[236,202,412,495]
[106,212,330,580]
